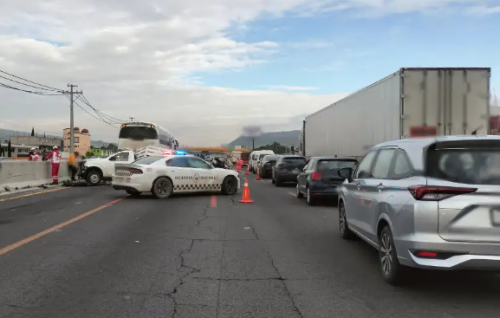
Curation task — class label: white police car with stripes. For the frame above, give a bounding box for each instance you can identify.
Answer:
[112,155,240,199]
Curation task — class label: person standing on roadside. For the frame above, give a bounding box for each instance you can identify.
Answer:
[28,147,40,161]
[49,146,61,184]
[68,151,79,181]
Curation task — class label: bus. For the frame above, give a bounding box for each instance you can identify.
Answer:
[118,122,178,150]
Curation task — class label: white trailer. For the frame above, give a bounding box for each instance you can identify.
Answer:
[302,67,491,158]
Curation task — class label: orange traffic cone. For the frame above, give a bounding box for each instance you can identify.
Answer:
[239,179,254,203]
[246,166,250,175]
[236,160,241,172]
[256,168,261,180]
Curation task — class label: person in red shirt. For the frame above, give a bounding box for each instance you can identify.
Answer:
[28,148,40,161]
[49,146,61,184]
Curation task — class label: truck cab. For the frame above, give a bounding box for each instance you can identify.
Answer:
[79,150,136,185]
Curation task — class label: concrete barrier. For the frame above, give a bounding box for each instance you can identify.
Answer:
[0,161,71,192]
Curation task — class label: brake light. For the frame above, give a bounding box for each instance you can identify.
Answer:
[408,186,476,201]
[311,171,322,180]
[129,168,143,174]
[415,251,437,258]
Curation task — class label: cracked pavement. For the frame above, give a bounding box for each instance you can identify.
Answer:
[0,178,500,318]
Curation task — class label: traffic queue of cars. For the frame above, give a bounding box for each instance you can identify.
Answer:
[253,135,500,285]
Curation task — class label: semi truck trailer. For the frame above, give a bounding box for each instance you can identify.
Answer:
[301,67,491,158]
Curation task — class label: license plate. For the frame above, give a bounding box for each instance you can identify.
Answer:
[114,177,131,183]
[292,169,300,174]
[490,207,500,227]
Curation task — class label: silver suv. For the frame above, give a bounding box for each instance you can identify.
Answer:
[336,136,500,285]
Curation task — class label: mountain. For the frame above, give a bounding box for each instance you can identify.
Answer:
[226,130,301,149]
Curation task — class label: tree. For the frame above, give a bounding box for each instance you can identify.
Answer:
[43,132,46,138]
[255,141,288,154]
[31,127,35,136]
[85,151,91,158]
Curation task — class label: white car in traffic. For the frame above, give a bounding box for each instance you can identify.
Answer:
[112,155,240,198]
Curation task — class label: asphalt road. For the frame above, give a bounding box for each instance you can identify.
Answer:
[0,175,499,318]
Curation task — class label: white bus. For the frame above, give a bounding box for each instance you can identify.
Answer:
[118,122,178,150]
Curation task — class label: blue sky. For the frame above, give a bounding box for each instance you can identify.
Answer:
[195,10,500,95]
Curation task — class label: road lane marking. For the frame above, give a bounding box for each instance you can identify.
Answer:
[211,195,217,207]
[289,192,296,197]
[0,187,67,203]
[0,198,123,257]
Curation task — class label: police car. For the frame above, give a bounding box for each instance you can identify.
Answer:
[112,155,240,199]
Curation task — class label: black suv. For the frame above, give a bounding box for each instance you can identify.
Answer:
[272,155,306,186]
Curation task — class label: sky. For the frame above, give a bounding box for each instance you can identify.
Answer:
[0,0,499,146]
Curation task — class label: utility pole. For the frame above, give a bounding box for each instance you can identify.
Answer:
[67,84,82,154]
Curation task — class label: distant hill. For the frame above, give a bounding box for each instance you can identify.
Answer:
[226,130,300,149]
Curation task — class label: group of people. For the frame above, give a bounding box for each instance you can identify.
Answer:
[27,146,81,184]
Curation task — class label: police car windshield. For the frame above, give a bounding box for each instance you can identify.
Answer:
[133,156,164,165]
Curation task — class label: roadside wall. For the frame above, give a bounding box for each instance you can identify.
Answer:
[0,161,70,192]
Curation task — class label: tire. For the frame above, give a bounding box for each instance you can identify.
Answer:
[274,177,281,187]
[126,190,141,197]
[296,184,303,198]
[152,177,173,199]
[306,187,315,205]
[86,170,102,185]
[221,176,238,195]
[379,226,407,285]
[338,201,356,239]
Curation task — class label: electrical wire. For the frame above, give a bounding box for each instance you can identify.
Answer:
[0,68,129,126]
[63,94,118,128]
[0,74,63,92]
[0,68,64,92]
[0,83,63,96]
[78,94,127,124]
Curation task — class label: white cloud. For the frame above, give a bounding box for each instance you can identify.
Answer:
[0,0,496,146]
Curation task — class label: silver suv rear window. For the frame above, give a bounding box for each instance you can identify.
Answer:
[427,141,500,185]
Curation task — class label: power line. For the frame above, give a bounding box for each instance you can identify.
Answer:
[63,94,118,128]
[0,69,64,92]
[0,74,62,92]
[0,83,62,95]
[78,94,127,124]
[0,69,131,136]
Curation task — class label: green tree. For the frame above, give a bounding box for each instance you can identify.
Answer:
[255,142,288,154]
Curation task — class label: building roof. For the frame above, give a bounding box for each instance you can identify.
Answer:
[0,143,32,148]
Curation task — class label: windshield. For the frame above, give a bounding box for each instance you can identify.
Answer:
[282,157,306,163]
[427,149,500,185]
[119,126,158,140]
[263,155,279,162]
[317,160,357,170]
[133,156,164,165]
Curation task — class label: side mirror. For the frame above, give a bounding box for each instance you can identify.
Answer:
[338,167,353,179]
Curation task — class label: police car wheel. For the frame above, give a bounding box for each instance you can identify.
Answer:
[152,177,173,199]
[221,176,238,195]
